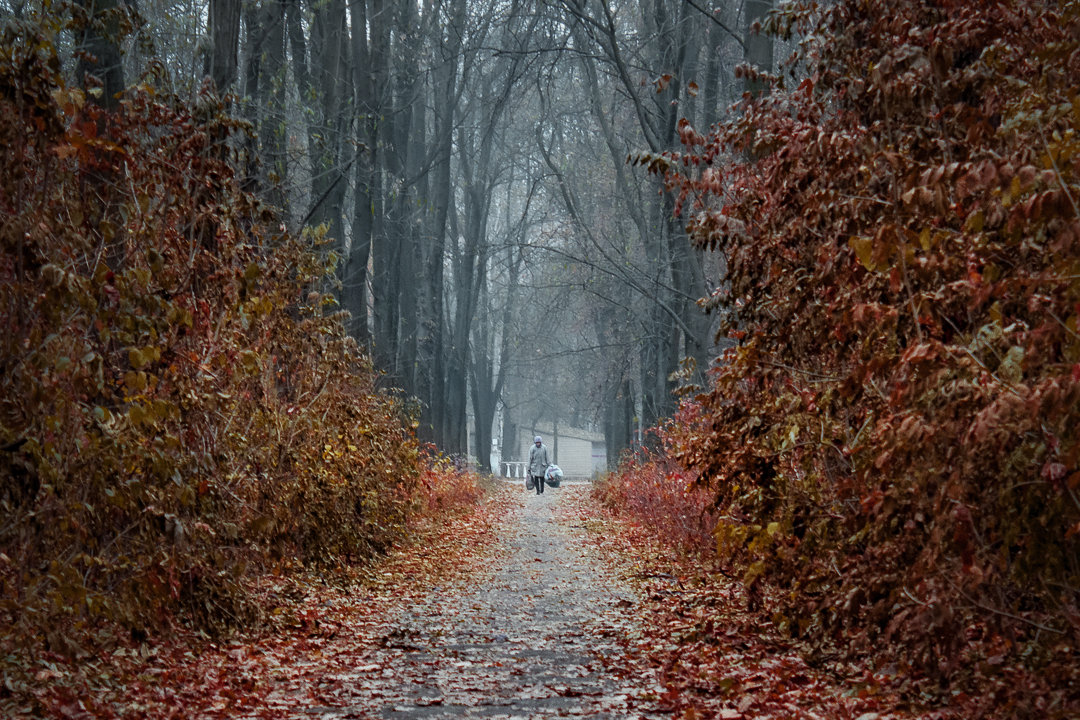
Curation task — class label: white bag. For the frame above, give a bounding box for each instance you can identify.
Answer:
[545,465,563,487]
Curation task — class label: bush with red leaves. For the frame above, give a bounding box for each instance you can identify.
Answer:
[633,0,1080,714]
[595,401,716,555]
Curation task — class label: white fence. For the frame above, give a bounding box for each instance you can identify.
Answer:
[501,461,594,484]
[502,461,528,478]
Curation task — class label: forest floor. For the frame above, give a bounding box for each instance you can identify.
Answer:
[16,483,918,719]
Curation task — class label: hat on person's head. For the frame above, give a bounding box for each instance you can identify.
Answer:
[534,436,542,443]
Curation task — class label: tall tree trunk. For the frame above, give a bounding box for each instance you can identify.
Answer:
[286,0,318,206]
[394,0,426,398]
[446,125,486,454]
[742,0,774,97]
[604,378,634,467]
[241,0,286,207]
[261,0,287,211]
[470,222,525,473]
[206,0,242,92]
[701,10,725,129]
[308,0,348,248]
[75,0,126,110]
[345,0,375,343]
[469,276,495,470]
[417,0,465,446]
[369,0,402,377]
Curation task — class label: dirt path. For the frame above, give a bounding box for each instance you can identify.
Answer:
[299,484,661,719]
[16,482,910,718]
[232,482,909,720]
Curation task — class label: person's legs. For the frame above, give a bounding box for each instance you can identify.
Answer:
[538,475,545,494]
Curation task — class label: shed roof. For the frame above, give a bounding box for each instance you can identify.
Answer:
[522,422,604,444]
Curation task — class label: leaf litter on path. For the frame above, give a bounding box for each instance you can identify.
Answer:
[566,489,926,720]
[18,484,922,718]
[288,484,668,719]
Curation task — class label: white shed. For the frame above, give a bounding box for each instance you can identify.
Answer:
[513,423,606,480]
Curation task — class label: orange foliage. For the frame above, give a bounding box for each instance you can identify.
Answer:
[0,17,479,673]
[415,450,488,518]
[595,402,716,555]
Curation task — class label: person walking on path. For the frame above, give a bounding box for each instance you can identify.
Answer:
[528,435,551,495]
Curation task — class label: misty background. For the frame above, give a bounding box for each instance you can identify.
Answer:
[16,0,784,473]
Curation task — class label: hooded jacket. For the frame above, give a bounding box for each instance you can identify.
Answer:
[528,442,551,477]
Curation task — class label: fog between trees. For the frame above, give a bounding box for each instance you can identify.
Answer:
[37,0,781,469]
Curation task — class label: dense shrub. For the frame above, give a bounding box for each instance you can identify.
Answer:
[641,0,1079,710]
[0,18,442,654]
[415,450,489,517]
[595,402,716,555]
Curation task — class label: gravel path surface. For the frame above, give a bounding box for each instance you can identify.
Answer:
[304,484,661,719]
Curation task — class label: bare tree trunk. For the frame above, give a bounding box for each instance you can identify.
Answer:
[470,207,526,472]
[308,0,348,247]
[75,0,126,110]
[446,118,486,454]
[701,9,725,129]
[345,0,375,343]
[286,0,317,203]
[241,0,287,207]
[469,276,495,470]
[206,0,242,92]
[742,0,774,97]
[417,0,465,446]
[394,0,427,398]
[370,0,401,376]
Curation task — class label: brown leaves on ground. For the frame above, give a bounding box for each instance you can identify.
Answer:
[7,483,1018,719]
[561,489,922,720]
[4,486,512,719]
